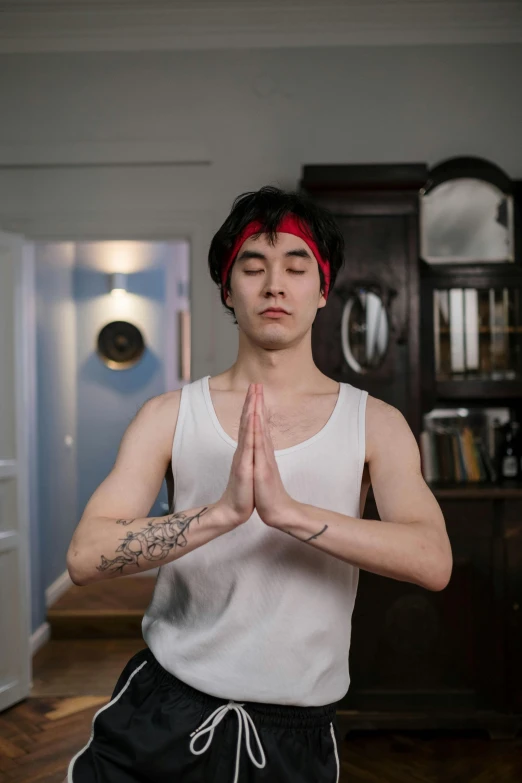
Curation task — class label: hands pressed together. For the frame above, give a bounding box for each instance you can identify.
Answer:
[218,384,296,528]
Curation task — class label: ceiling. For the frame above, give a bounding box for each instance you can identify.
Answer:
[0,0,521,53]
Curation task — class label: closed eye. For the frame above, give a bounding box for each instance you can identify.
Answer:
[244,270,306,275]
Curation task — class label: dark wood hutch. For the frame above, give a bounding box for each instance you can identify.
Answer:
[301,158,522,739]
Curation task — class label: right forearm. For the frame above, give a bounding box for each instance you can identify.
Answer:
[67,502,235,586]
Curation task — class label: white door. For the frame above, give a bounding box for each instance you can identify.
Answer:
[0,230,32,711]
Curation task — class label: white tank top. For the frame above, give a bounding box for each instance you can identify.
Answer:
[142,374,368,706]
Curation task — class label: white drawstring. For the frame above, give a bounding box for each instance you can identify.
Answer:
[330,721,340,783]
[189,700,266,783]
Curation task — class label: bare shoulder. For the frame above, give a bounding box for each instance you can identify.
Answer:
[134,388,183,458]
[149,387,182,414]
[364,394,418,466]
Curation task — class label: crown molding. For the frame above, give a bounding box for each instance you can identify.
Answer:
[0,1,521,53]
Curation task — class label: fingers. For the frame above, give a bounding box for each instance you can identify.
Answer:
[254,384,260,434]
[239,384,253,426]
[237,383,269,458]
[254,385,266,460]
[238,384,253,436]
[258,386,272,448]
[245,390,255,453]
[255,385,273,461]
[238,384,255,456]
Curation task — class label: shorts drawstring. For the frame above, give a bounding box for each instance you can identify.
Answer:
[329,721,340,783]
[189,700,266,783]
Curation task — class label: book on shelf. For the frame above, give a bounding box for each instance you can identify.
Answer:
[420,408,510,484]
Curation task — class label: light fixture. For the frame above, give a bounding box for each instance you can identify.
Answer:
[108,272,128,297]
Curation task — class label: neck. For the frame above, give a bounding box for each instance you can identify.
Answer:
[223,331,329,397]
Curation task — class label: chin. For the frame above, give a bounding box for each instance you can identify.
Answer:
[255,331,291,347]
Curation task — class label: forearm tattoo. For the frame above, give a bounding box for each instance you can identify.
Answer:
[283,524,328,543]
[96,507,210,576]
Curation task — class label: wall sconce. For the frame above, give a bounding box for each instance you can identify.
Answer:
[108,272,128,297]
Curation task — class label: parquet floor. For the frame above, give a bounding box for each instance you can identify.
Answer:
[1,578,521,782]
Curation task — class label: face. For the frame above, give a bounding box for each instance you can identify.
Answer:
[224,231,327,345]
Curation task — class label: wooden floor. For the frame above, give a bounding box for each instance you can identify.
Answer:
[1,577,521,782]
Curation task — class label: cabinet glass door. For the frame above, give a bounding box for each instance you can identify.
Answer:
[434,287,522,381]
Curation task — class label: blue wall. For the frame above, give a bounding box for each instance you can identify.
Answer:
[74,265,168,523]
[35,243,77,633]
[33,241,188,635]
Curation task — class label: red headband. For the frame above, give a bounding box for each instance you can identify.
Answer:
[221,214,330,301]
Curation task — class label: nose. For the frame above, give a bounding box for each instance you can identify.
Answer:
[262,269,286,297]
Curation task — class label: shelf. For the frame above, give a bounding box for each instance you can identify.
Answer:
[427,482,522,499]
[422,262,522,286]
[435,379,522,400]
[437,326,522,333]
[368,483,522,501]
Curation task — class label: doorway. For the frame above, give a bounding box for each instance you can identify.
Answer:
[33,239,190,658]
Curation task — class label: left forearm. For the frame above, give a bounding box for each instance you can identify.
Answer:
[278,501,452,592]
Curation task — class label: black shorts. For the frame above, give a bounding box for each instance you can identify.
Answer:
[67,645,342,782]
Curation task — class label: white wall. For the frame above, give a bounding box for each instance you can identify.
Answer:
[0,40,520,639]
[0,44,521,378]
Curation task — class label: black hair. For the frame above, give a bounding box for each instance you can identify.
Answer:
[207,185,345,325]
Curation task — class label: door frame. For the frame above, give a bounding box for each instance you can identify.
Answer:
[20,209,212,656]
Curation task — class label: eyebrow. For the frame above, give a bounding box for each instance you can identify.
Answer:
[236,248,313,262]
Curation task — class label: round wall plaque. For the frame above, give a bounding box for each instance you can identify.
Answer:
[96,320,145,370]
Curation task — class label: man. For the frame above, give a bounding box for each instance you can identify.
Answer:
[64,186,452,783]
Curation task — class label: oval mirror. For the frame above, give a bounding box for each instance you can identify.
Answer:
[341,288,389,374]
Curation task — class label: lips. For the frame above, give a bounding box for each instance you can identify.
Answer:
[261,308,288,314]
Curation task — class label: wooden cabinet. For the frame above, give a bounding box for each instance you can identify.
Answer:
[302,163,427,440]
[301,160,522,737]
[337,488,522,736]
[504,500,522,716]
